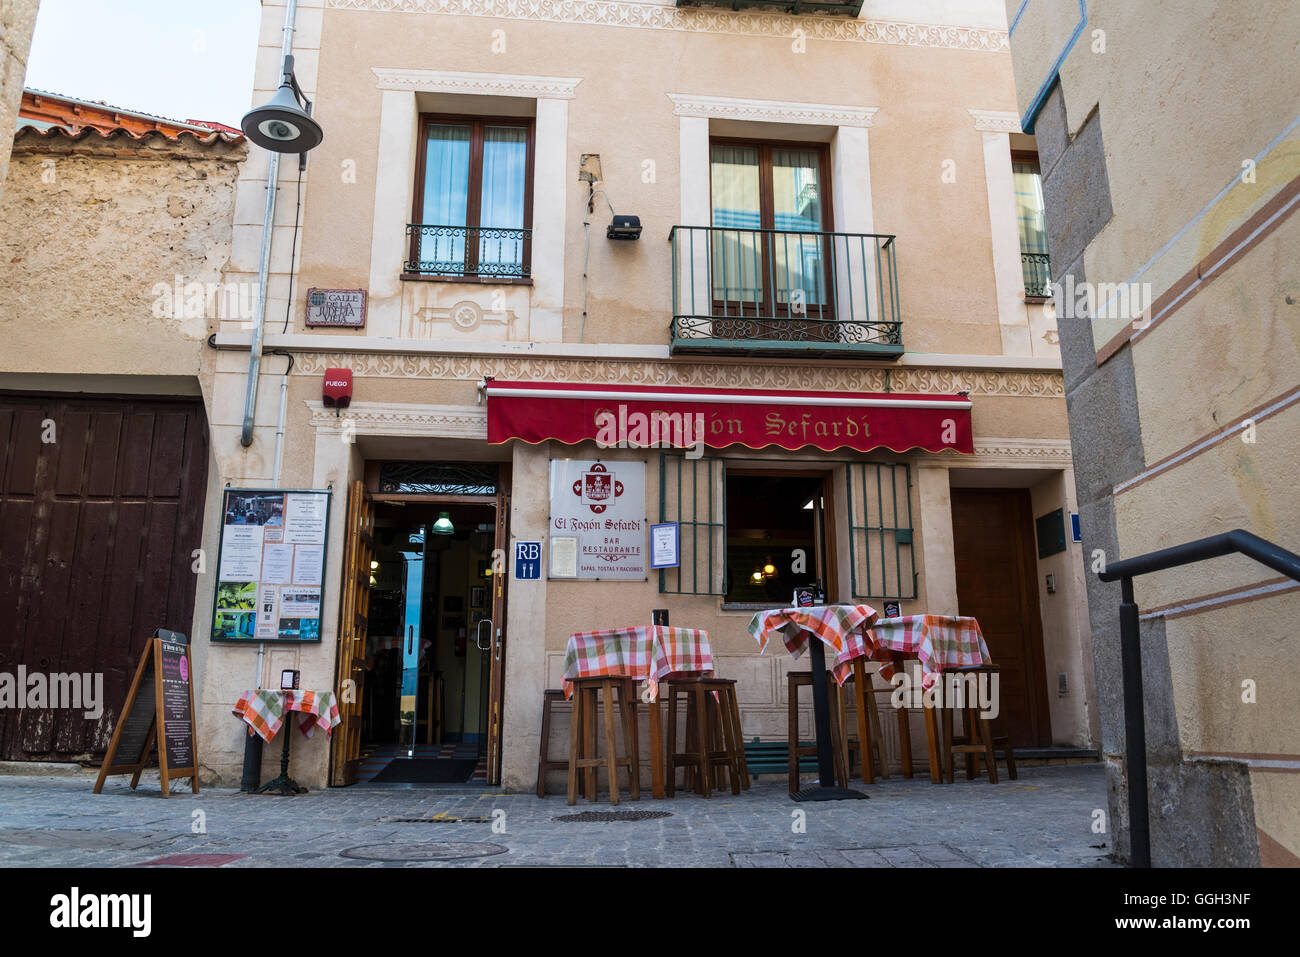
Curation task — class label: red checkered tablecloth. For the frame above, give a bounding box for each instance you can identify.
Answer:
[868,615,992,688]
[562,626,712,701]
[233,689,341,742]
[748,604,878,686]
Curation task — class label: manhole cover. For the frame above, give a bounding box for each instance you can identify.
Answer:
[339,842,508,861]
[552,810,673,823]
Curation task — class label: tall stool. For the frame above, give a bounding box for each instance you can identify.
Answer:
[836,658,889,782]
[786,671,848,794]
[939,665,1018,783]
[665,678,745,797]
[566,676,641,805]
[536,689,568,797]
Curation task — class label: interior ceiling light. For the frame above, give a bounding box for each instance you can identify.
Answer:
[432,512,455,536]
[750,570,764,584]
[370,560,379,570]
[763,557,776,577]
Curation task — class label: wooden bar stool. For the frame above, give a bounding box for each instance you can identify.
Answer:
[665,678,745,797]
[786,670,848,794]
[566,676,640,805]
[536,689,569,798]
[836,658,889,783]
[939,665,1018,784]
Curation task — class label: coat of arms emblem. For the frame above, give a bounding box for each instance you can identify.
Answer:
[573,463,624,514]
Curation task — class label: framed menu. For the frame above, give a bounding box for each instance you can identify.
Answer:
[212,488,331,643]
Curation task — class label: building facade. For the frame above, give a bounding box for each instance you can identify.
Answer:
[186,0,1094,793]
[0,0,40,193]
[1003,1,1300,866]
[1,0,1096,797]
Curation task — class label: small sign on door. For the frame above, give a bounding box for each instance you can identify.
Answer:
[515,541,541,580]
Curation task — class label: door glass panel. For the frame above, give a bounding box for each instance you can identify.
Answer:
[419,123,471,271]
[771,147,825,308]
[710,144,762,305]
[398,526,426,758]
[479,126,528,276]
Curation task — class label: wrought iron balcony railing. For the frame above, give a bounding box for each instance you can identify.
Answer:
[404,224,531,279]
[1022,251,1051,298]
[669,225,903,358]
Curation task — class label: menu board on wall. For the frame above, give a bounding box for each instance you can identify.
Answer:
[549,460,646,580]
[212,488,331,643]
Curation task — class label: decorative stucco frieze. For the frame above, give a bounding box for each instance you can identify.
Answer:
[967,109,1023,133]
[290,353,1065,398]
[306,400,488,438]
[332,0,1010,52]
[667,93,878,128]
[371,68,582,99]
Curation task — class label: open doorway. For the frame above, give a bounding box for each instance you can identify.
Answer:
[357,500,499,785]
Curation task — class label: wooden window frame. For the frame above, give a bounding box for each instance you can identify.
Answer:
[408,113,536,279]
[707,137,835,320]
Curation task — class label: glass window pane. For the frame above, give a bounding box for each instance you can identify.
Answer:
[710,145,761,304]
[480,126,528,275]
[1013,160,1049,295]
[419,124,471,271]
[772,148,824,308]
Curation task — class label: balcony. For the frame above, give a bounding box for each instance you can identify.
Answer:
[1021,251,1051,299]
[403,224,531,281]
[675,0,864,15]
[669,225,903,358]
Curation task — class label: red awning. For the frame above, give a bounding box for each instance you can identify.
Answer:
[485,380,973,454]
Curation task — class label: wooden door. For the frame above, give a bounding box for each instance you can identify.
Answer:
[0,393,208,761]
[331,479,374,785]
[950,488,1051,748]
[484,467,511,785]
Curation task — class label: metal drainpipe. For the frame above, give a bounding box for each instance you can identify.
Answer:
[239,0,299,793]
[239,0,298,449]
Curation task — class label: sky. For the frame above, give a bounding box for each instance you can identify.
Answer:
[24,0,263,127]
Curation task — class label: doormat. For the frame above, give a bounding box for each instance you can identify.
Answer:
[368,758,478,784]
[552,810,673,823]
[339,842,507,862]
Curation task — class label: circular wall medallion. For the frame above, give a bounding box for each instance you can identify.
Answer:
[339,841,508,862]
[449,300,482,331]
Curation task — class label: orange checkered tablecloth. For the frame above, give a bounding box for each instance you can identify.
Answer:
[233,689,341,742]
[562,626,712,701]
[867,615,992,688]
[748,603,878,686]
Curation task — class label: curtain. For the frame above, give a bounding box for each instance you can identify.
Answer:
[772,148,824,308]
[710,145,761,303]
[419,124,471,268]
[480,126,527,271]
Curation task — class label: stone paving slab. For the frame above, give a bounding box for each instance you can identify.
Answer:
[0,764,1114,868]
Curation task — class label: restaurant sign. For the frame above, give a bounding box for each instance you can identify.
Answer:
[487,381,973,454]
[305,288,367,328]
[549,460,646,580]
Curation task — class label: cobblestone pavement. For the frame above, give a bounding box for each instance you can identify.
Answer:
[0,764,1114,867]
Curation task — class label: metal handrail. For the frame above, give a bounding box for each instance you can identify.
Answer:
[1098,528,1300,867]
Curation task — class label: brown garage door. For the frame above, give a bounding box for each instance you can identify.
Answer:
[0,393,209,761]
[951,487,1052,748]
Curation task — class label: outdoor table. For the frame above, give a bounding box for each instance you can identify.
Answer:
[563,626,712,799]
[867,616,993,782]
[749,603,877,801]
[233,688,341,795]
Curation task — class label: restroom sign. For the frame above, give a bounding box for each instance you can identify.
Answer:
[515,541,542,580]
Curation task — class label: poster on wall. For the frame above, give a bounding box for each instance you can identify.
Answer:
[549,460,646,580]
[212,488,331,643]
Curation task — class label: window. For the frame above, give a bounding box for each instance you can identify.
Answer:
[407,115,533,279]
[709,140,832,318]
[1013,154,1049,298]
[724,473,826,604]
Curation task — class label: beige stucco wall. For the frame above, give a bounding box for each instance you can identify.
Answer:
[1005,0,1300,864]
[0,0,38,194]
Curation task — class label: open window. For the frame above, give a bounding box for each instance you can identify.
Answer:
[407,115,534,279]
[1013,152,1049,298]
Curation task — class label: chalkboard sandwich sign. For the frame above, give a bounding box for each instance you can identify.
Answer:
[93,628,200,797]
